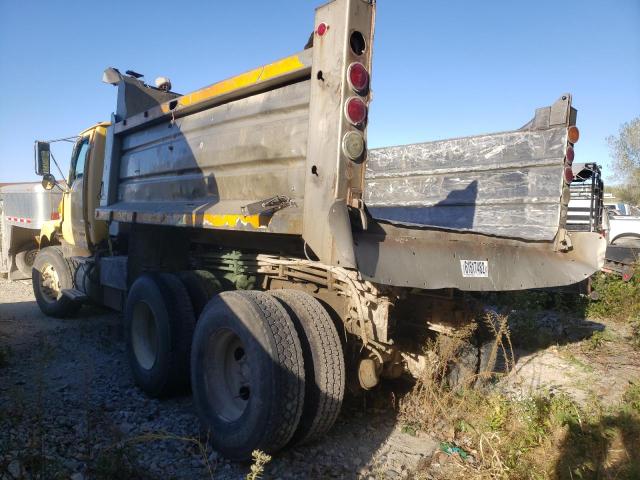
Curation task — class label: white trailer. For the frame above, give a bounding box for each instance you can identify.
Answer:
[0,183,62,280]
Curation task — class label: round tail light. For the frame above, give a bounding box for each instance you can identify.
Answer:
[564,166,574,184]
[345,97,367,126]
[566,146,575,165]
[316,22,328,36]
[568,126,580,143]
[348,62,369,94]
[342,131,365,162]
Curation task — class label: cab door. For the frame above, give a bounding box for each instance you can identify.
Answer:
[61,135,91,249]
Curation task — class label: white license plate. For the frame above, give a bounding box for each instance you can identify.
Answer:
[460,260,489,278]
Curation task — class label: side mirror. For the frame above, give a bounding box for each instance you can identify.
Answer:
[41,173,56,191]
[35,141,51,176]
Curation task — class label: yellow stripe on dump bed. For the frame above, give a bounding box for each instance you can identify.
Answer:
[190,213,269,229]
[160,54,308,114]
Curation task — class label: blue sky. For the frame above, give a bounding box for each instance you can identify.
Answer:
[0,0,638,183]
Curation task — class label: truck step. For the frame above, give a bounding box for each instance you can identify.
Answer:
[62,288,88,302]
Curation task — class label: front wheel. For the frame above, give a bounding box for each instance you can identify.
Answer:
[32,246,81,318]
[15,241,38,277]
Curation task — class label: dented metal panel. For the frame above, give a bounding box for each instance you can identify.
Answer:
[365,126,569,241]
[97,81,310,234]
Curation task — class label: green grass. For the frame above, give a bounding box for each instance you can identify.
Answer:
[588,265,640,321]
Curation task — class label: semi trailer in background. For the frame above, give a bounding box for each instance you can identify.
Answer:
[28,0,605,460]
[0,183,61,280]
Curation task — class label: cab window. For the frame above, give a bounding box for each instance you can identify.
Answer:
[70,137,90,184]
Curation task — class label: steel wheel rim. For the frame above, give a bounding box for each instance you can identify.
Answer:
[131,302,159,370]
[39,263,61,303]
[205,329,250,422]
[24,250,38,267]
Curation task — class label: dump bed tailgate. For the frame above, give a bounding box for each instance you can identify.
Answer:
[365,95,574,241]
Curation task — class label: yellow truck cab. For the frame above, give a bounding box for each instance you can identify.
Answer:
[34,122,109,314]
[40,122,109,252]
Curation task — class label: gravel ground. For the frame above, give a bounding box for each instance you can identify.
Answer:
[4,276,635,480]
[0,278,436,480]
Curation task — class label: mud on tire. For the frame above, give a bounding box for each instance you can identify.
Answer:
[190,290,305,460]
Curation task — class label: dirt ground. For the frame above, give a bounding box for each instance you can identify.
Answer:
[1,277,639,479]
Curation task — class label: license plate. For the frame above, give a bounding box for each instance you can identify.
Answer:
[460,260,489,278]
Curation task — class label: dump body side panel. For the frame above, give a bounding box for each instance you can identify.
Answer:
[99,82,310,234]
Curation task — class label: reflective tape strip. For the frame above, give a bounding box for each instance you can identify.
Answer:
[5,216,32,224]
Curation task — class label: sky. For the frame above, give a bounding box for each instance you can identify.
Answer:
[0,0,638,184]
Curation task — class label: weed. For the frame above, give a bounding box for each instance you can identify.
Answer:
[588,264,640,323]
[402,308,640,479]
[127,431,217,479]
[630,318,640,349]
[91,442,150,480]
[623,381,640,414]
[246,450,271,480]
[585,329,615,351]
[401,423,419,436]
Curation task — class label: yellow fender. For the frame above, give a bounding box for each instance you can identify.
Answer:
[39,219,61,247]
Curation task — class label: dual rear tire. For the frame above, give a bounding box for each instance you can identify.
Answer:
[191,289,345,460]
[124,276,345,460]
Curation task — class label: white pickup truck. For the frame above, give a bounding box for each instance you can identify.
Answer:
[607,211,640,247]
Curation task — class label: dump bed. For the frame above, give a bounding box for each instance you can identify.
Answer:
[95,0,605,291]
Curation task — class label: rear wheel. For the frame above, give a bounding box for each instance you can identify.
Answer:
[32,246,81,318]
[177,270,222,318]
[124,273,196,397]
[191,290,305,460]
[270,289,345,445]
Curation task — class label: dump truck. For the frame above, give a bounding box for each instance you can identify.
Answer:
[0,183,62,280]
[30,0,605,460]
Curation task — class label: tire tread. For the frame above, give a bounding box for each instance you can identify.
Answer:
[270,290,344,444]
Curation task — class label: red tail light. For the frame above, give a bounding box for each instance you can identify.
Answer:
[51,211,60,220]
[348,62,369,93]
[566,146,575,165]
[345,97,367,126]
[564,166,574,184]
[316,22,328,36]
